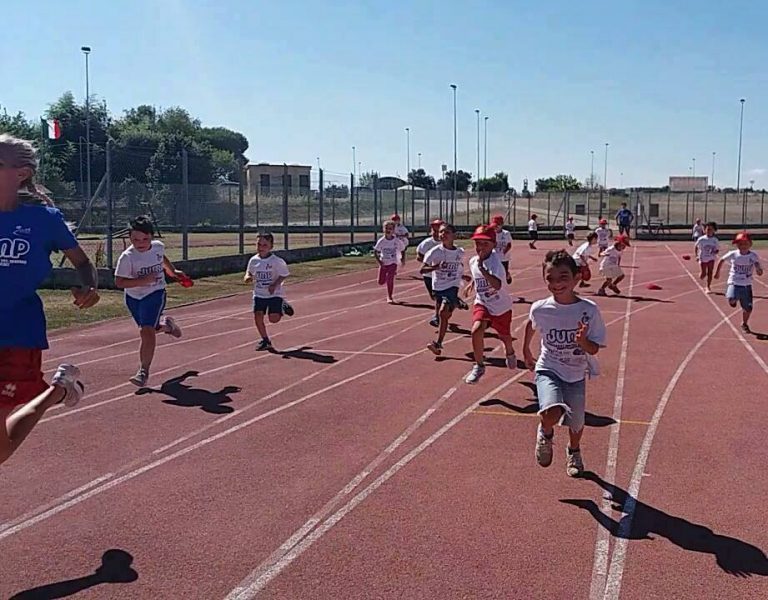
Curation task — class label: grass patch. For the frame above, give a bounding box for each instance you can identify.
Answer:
[42,254,377,331]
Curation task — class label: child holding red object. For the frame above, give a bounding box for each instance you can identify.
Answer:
[715,231,763,333]
[596,234,630,296]
[572,232,599,288]
[374,220,404,303]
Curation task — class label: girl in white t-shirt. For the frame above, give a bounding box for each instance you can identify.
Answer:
[596,234,630,296]
[692,218,704,241]
[565,216,576,246]
[572,232,599,288]
[114,216,187,387]
[392,214,410,265]
[244,233,294,351]
[715,231,763,333]
[528,214,539,249]
[374,220,405,303]
[694,221,719,292]
[492,215,513,284]
[595,219,613,252]
[416,219,443,304]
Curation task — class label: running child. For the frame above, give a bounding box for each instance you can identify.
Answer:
[595,218,613,252]
[374,220,405,303]
[565,216,576,246]
[416,219,443,308]
[422,223,464,356]
[692,218,704,241]
[0,134,99,465]
[114,216,186,386]
[694,221,719,293]
[572,232,599,288]
[715,231,763,333]
[596,234,630,296]
[465,225,517,384]
[492,214,513,284]
[523,249,607,477]
[392,214,410,265]
[244,232,295,351]
[528,214,539,249]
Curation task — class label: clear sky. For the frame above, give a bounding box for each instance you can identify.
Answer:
[3,0,766,189]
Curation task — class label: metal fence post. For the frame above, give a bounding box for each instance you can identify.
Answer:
[238,158,245,254]
[282,163,289,250]
[182,148,189,261]
[411,186,415,230]
[105,138,113,268]
[704,189,709,222]
[350,173,355,244]
[722,191,727,224]
[373,175,379,241]
[761,191,765,225]
[319,168,324,247]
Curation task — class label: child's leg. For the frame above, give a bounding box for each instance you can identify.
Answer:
[385,265,396,300]
[0,388,63,464]
[377,266,386,286]
[499,334,516,357]
[613,273,625,287]
[741,287,753,328]
[599,278,611,293]
[705,262,714,289]
[471,319,487,366]
[563,379,586,475]
[436,301,454,345]
[699,262,707,279]
[254,311,269,339]
[139,326,157,371]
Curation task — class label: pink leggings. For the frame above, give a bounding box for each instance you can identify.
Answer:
[378,264,397,297]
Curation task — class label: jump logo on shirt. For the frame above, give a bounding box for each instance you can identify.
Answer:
[0,237,31,266]
[475,277,499,299]
[544,312,590,355]
[137,264,163,277]
[734,263,754,275]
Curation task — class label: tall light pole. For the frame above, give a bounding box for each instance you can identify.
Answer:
[590,150,595,189]
[603,143,609,190]
[692,157,696,178]
[736,98,746,192]
[483,115,488,181]
[405,127,410,180]
[81,46,92,202]
[711,151,716,189]
[418,152,421,169]
[450,84,457,217]
[352,145,356,179]
[475,109,480,189]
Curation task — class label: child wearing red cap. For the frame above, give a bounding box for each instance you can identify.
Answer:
[595,219,613,253]
[528,214,539,250]
[417,219,444,315]
[465,225,517,384]
[391,214,410,265]
[715,231,763,333]
[596,234,630,296]
[374,220,405,303]
[492,215,513,284]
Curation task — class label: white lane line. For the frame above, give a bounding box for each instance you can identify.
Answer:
[225,370,529,599]
[589,246,638,599]
[308,350,410,357]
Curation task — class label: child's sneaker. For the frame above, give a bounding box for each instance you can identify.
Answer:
[427,341,442,356]
[535,427,553,467]
[506,352,517,370]
[429,316,439,328]
[52,364,84,408]
[129,368,149,388]
[742,323,751,334]
[457,298,469,311]
[163,316,182,338]
[464,364,485,384]
[283,301,295,317]
[609,284,621,295]
[566,447,584,477]
[256,338,272,351]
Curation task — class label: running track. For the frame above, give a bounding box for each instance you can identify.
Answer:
[1,241,767,599]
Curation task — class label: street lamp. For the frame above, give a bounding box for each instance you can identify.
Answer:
[737,98,746,192]
[405,127,410,180]
[590,150,595,189]
[603,143,609,189]
[352,145,356,179]
[711,152,716,189]
[81,46,91,203]
[483,116,488,181]
[418,152,421,169]
[475,109,480,189]
[450,84,457,219]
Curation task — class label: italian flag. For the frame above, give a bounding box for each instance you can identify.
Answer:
[42,118,62,140]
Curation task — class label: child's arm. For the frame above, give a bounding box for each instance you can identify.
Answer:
[162,255,185,280]
[374,250,383,266]
[61,246,100,308]
[268,276,287,295]
[714,258,726,279]
[756,259,764,277]
[479,261,502,290]
[575,322,600,355]
[523,320,536,370]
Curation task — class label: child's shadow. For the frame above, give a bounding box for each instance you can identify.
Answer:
[137,371,240,415]
[11,549,138,599]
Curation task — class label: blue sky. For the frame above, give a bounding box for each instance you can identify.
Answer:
[3,0,766,188]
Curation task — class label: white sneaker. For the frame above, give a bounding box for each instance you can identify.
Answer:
[566,448,584,477]
[129,368,149,388]
[506,352,517,370]
[163,316,182,338]
[51,364,84,408]
[464,364,485,384]
[535,427,554,467]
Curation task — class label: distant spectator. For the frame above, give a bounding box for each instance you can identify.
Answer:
[615,202,634,236]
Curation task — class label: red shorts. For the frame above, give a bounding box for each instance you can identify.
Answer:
[580,264,592,282]
[0,349,48,409]
[472,305,512,336]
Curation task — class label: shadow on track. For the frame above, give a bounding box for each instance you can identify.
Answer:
[271,346,337,364]
[137,371,240,414]
[480,393,617,428]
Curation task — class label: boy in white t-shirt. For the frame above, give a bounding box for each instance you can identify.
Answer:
[491,214,513,284]
[422,223,465,355]
[374,220,405,303]
[528,214,539,249]
[464,225,518,384]
[694,221,719,292]
[715,231,763,333]
[596,234,630,296]
[114,216,186,387]
[523,249,606,477]
[416,219,443,307]
[572,232,599,288]
[692,218,705,241]
[595,219,613,252]
[392,214,410,265]
[565,216,576,246]
[244,232,294,351]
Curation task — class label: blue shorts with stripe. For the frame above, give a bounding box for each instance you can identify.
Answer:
[126,289,167,328]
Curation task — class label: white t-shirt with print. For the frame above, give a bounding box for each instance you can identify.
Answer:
[422,245,465,292]
[247,253,290,298]
[374,236,404,266]
[495,228,512,259]
[695,235,719,263]
[470,251,513,316]
[600,246,622,270]
[530,296,607,383]
[528,219,538,232]
[394,224,410,246]
[565,221,576,235]
[114,240,166,300]
[417,236,440,260]
[595,227,612,247]
[572,242,593,265]
[692,224,705,239]
[721,250,762,286]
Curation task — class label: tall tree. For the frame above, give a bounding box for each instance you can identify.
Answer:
[438,170,472,192]
[476,171,509,192]
[535,174,582,192]
[407,168,436,190]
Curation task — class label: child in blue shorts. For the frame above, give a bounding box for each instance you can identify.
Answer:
[114,216,186,387]
[523,250,606,477]
[715,231,763,333]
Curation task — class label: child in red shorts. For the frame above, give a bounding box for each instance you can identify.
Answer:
[465,225,517,384]
[0,135,99,465]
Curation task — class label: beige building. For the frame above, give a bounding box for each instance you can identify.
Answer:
[246,163,312,195]
[669,176,708,192]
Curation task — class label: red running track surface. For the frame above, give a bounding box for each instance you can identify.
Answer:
[1,241,767,599]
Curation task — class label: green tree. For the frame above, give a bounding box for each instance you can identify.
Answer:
[358,170,379,188]
[0,108,39,140]
[476,171,509,192]
[535,174,582,192]
[407,168,436,189]
[438,170,472,192]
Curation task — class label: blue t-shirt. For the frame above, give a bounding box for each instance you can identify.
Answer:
[616,208,633,225]
[0,204,78,349]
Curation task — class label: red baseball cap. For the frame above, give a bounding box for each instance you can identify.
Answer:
[470,225,496,242]
[733,231,752,244]
[491,214,504,225]
[391,214,401,221]
[430,219,444,228]
[599,218,608,225]
[615,234,631,246]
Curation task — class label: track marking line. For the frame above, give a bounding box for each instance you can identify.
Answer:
[308,350,410,357]
[470,410,651,425]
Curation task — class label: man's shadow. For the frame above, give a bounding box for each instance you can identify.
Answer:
[270,346,337,363]
[11,549,138,599]
[137,371,240,414]
[561,472,768,577]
